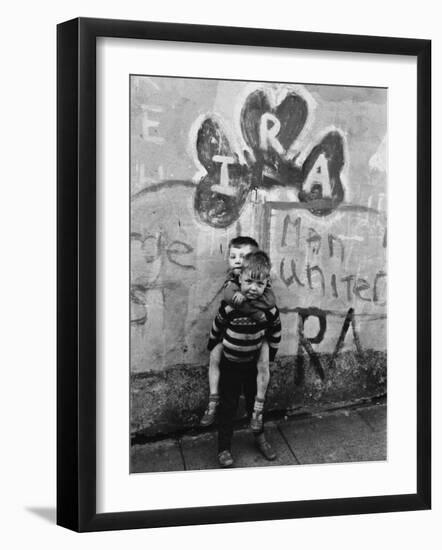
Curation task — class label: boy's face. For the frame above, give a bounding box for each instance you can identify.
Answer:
[228,245,255,275]
[239,269,268,300]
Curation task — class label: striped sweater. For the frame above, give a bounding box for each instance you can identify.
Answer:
[208,301,281,363]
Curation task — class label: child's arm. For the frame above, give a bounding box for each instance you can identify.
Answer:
[266,306,282,361]
[248,285,276,311]
[235,286,277,318]
[207,302,229,351]
[224,277,277,311]
[223,279,246,307]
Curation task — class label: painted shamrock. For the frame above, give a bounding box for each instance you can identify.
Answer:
[193,86,345,228]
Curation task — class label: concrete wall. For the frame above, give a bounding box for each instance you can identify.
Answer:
[130,76,387,436]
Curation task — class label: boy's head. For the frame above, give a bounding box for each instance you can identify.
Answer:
[228,236,259,275]
[239,251,271,300]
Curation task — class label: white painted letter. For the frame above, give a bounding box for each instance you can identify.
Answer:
[259,113,285,155]
[303,153,331,197]
[210,155,236,196]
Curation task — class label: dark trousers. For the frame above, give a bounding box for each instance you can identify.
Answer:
[217,359,262,452]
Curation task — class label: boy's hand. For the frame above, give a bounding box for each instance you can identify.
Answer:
[232,291,246,306]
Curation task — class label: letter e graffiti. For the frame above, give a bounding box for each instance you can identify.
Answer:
[141,105,165,145]
[166,241,196,270]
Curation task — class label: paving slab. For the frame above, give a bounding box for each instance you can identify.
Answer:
[180,432,219,471]
[280,415,350,464]
[357,404,387,433]
[344,436,387,462]
[182,424,297,470]
[280,409,386,464]
[131,404,387,473]
[333,411,386,462]
[230,424,298,469]
[130,439,184,473]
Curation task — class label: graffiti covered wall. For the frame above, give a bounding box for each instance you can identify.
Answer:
[130,76,387,436]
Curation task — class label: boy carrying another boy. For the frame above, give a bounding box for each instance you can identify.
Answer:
[207,250,282,467]
[201,237,276,433]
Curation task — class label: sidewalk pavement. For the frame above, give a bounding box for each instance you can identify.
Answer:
[130,401,386,473]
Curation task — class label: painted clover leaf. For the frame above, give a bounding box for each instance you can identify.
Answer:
[193,117,253,228]
[193,86,346,228]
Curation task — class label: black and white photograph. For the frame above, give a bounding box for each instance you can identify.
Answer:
[130,76,388,473]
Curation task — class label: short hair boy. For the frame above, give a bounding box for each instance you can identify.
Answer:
[207,251,282,467]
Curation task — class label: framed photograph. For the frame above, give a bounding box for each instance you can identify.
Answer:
[57,17,431,532]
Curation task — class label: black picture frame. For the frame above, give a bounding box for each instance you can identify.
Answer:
[57,17,431,532]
